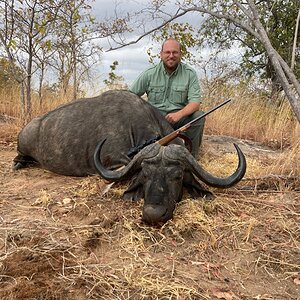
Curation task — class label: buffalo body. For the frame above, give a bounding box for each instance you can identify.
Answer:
[14,90,246,224]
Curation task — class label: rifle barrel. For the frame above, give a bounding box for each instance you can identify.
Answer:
[186,98,231,127]
[157,98,231,146]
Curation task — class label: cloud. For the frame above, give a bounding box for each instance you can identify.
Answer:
[98,38,156,87]
[90,1,243,92]
[90,1,166,87]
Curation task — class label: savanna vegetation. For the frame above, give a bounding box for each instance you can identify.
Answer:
[0,73,299,299]
[0,0,299,299]
[0,82,299,299]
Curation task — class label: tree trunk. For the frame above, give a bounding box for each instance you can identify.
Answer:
[25,39,33,122]
[291,7,300,70]
[72,59,77,100]
[20,81,25,119]
[247,0,300,122]
[258,30,300,121]
[38,64,45,107]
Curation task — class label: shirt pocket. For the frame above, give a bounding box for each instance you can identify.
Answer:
[148,86,165,104]
[170,85,188,104]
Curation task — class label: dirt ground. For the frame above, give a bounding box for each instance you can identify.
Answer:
[0,120,299,300]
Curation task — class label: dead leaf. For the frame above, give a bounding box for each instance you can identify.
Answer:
[294,277,300,285]
[213,290,233,300]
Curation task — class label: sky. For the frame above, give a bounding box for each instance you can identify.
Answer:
[97,40,152,88]
[90,0,156,91]
[89,0,243,93]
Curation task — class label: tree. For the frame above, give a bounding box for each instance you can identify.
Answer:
[49,0,102,100]
[35,40,54,106]
[103,61,124,88]
[0,0,63,120]
[0,58,22,90]
[105,0,300,122]
[0,0,121,119]
[197,0,300,95]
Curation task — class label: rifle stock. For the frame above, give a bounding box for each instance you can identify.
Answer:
[156,124,190,146]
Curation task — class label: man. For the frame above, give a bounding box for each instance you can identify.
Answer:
[129,38,205,158]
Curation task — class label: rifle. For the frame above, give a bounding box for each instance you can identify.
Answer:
[100,98,231,195]
[127,98,231,157]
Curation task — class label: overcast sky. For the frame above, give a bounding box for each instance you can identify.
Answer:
[98,40,152,87]
[90,0,156,92]
[89,0,243,94]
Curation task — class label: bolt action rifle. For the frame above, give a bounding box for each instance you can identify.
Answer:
[100,98,231,195]
[127,98,231,158]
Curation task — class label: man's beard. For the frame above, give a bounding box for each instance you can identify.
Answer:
[163,61,179,73]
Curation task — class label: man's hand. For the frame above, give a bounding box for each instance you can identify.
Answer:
[165,111,183,124]
[165,102,200,124]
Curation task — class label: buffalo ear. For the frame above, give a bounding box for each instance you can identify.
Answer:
[122,175,144,201]
[183,172,215,200]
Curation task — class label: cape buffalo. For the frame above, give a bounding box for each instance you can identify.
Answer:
[13,90,246,224]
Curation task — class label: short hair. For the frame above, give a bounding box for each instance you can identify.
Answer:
[161,38,182,52]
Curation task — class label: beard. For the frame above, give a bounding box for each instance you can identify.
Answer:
[163,59,179,73]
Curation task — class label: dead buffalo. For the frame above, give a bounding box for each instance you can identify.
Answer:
[13,90,246,224]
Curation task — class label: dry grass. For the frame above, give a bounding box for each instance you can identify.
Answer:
[0,82,299,299]
[0,180,299,299]
[0,87,21,119]
[202,83,299,149]
[1,81,299,148]
[0,86,73,122]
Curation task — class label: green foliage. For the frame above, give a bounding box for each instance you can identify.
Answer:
[103,61,124,86]
[243,1,300,82]
[0,58,22,89]
[199,0,300,84]
[149,22,200,63]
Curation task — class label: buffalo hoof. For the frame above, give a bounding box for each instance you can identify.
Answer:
[12,155,37,171]
[12,161,23,171]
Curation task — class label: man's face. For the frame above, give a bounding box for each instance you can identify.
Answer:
[160,40,182,72]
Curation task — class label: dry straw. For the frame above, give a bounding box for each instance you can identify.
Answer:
[0,82,299,299]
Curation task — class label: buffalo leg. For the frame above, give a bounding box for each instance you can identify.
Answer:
[12,154,38,170]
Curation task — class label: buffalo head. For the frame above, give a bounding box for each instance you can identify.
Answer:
[94,140,246,225]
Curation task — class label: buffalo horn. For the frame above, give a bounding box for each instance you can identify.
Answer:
[165,143,246,188]
[93,139,160,181]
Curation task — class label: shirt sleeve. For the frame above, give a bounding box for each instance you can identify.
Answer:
[129,71,148,97]
[187,71,201,103]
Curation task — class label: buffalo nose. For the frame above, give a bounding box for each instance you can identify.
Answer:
[142,204,170,224]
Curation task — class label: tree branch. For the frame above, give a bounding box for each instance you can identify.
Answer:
[105,9,189,51]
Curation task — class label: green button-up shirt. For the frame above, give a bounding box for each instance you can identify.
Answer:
[129,61,201,115]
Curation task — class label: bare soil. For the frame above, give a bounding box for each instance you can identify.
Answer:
[0,120,299,300]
